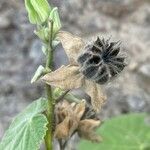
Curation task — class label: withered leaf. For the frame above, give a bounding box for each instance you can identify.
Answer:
[42,65,85,90]
[84,80,107,112]
[79,130,102,143]
[73,100,86,121]
[78,119,102,142]
[54,116,78,139]
[79,119,101,130]
[54,117,70,139]
[58,31,85,65]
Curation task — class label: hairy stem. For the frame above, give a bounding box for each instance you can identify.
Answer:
[44,21,55,150]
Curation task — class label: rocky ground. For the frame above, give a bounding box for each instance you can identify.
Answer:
[0,0,150,144]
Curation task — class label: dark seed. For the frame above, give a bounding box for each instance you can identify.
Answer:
[104,42,116,56]
[97,65,107,77]
[77,37,126,84]
[77,52,92,64]
[111,57,125,63]
[108,48,120,57]
[111,62,126,72]
[109,66,118,77]
[96,74,109,84]
[82,65,99,79]
[94,65,107,81]
[92,45,102,53]
[95,37,103,47]
[89,55,101,65]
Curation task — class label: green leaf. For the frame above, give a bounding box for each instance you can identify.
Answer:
[31,65,51,83]
[25,0,40,24]
[34,28,47,41]
[31,65,45,83]
[49,7,61,35]
[79,113,150,150]
[34,26,50,42]
[25,0,51,24]
[31,0,51,23]
[0,98,48,150]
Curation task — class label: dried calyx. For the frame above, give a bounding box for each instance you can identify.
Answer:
[42,31,127,112]
[54,100,102,143]
[78,37,127,84]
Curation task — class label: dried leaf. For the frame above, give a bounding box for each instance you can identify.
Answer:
[84,80,107,112]
[78,119,102,142]
[54,116,78,139]
[58,31,85,65]
[54,100,102,141]
[56,100,72,123]
[79,130,102,143]
[68,117,79,137]
[79,119,101,130]
[54,117,70,139]
[73,100,86,120]
[42,65,84,90]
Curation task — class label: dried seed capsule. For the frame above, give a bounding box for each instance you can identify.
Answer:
[77,37,127,84]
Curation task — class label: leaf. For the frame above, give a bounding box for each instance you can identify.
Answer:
[31,65,45,83]
[25,0,40,24]
[49,7,61,35]
[57,31,85,65]
[25,0,51,24]
[79,113,150,150]
[84,80,106,112]
[41,65,84,90]
[34,27,49,42]
[78,119,101,143]
[31,0,51,23]
[0,98,48,150]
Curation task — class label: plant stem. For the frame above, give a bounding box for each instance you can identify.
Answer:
[45,85,53,150]
[56,90,70,103]
[44,20,54,150]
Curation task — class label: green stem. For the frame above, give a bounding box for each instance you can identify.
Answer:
[44,20,55,150]
[46,21,53,69]
[45,85,53,150]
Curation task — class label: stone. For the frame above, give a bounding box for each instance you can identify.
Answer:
[126,94,146,112]
[0,13,10,29]
[139,64,150,78]
[29,40,43,64]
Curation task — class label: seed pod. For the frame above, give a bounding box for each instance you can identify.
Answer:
[77,37,127,84]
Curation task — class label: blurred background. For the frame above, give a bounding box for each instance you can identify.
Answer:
[0,0,150,140]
